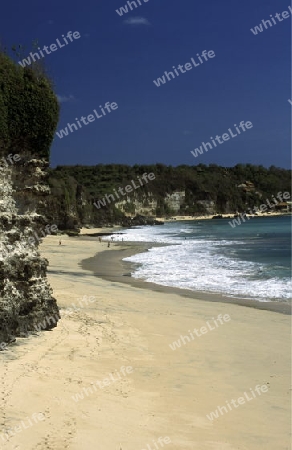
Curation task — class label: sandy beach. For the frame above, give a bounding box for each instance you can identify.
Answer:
[159,212,291,222]
[0,233,290,450]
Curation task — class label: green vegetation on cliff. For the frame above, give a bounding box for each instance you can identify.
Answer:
[47,164,291,229]
[0,51,59,157]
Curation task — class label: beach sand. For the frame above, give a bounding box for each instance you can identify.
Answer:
[158,212,291,222]
[0,234,290,450]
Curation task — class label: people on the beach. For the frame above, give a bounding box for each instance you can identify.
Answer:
[108,242,110,248]
[59,240,62,245]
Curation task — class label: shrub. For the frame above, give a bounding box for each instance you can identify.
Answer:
[0,51,59,158]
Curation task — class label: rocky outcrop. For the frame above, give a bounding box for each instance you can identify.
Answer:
[116,190,186,218]
[0,154,59,346]
[196,200,216,215]
[164,191,185,213]
[116,194,158,216]
[121,215,164,227]
[46,164,292,228]
[237,181,255,192]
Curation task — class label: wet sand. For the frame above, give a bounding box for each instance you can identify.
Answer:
[80,240,291,315]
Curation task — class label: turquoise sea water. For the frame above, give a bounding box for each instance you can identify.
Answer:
[113,216,291,302]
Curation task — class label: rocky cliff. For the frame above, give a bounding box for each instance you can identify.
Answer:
[0,51,60,346]
[47,164,291,230]
[0,154,59,346]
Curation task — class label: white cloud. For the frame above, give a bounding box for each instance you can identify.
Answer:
[56,94,75,103]
[123,17,150,26]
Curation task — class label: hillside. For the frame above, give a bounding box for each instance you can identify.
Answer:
[47,163,291,230]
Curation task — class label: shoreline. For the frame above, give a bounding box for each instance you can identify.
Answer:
[0,233,290,449]
[155,212,291,222]
[68,213,292,236]
[80,240,291,315]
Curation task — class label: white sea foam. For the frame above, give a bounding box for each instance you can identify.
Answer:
[110,224,292,302]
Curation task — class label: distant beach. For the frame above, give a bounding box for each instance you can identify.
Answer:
[158,211,291,222]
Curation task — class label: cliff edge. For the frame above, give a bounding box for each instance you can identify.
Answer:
[0,51,60,345]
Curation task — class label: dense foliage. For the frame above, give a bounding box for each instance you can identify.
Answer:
[0,51,59,157]
[47,163,291,229]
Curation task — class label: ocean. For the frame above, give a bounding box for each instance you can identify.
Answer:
[112,216,291,303]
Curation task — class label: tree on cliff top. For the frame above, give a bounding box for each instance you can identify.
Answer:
[0,50,59,158]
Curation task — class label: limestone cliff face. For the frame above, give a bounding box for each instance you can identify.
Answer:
[116,191,216,216]
[0,154,59,345]
[196,200,216,215]
[116,193,158,216]
[164,191,185,213]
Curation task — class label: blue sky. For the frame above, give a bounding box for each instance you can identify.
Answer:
[1,0,291,168]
